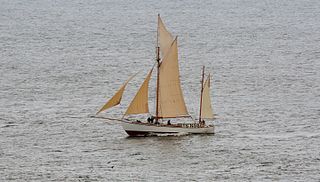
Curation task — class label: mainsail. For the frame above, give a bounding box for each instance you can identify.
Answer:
[158,15,174,57]
[124,67,154,115]
[96,74,137,114]
[157,37,189,118]
[200,74,214,119]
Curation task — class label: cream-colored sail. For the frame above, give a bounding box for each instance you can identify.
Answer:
[96,74,137,114]
[158,15,174,57]
[201,74,214,119]
[124,67,154,115]
[157,37,189,118]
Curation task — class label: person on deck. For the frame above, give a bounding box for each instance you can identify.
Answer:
[200,120,205,127]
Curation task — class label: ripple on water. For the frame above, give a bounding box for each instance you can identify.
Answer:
[0,0,320,181]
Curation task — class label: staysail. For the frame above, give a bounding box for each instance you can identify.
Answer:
[96,74,137,114]
[200,74,214,119]
[157,37,189,118]
[158,15,174,57]
[124,67,154,115]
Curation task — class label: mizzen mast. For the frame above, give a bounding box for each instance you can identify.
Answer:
[199,66,205,122]
[155,14,161,122]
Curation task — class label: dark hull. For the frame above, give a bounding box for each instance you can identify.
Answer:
[125,130,178,137]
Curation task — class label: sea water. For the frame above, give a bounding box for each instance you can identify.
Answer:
[0,0,319,181]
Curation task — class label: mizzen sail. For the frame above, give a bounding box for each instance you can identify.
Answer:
[124,67,154,115]
[200,74,214,119]
[157,37,189,118]
[96,74,137,114]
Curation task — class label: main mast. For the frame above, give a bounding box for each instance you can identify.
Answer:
[155,14,160,122]
[199,66,205,123]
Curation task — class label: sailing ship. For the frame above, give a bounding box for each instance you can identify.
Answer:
[96,15,215,136]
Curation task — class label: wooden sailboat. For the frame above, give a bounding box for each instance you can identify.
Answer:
[96,15,215,136]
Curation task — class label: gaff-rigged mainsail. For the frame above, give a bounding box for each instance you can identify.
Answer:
[96,73,137,114]
[124,67,154,115]
[157,37,189,118]
[200,74,214,119]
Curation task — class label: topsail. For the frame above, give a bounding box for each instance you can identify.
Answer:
[158,15,174,57]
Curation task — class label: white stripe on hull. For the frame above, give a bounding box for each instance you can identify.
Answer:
[121,122,214,136]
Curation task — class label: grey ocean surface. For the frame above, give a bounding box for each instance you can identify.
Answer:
[1,0,320,181]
